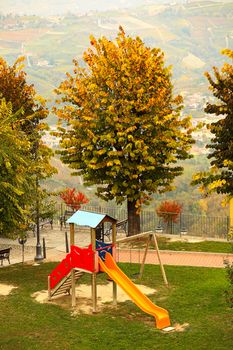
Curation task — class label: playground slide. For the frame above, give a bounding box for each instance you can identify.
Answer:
[99,253,171,329]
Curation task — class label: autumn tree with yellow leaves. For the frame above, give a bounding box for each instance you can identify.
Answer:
[55,28,195,235]
[192,49,233,199]
[0,99,31,236]
[0,57,56,237]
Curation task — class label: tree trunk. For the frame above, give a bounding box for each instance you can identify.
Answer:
[127,200,140,236]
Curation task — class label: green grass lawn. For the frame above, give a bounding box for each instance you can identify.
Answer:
[127,236,233,254]
[0,262,232,350]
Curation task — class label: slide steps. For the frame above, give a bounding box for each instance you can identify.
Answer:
[49,269,84,299]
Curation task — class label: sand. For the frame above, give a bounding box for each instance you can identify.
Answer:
[0,283,17,295]
[0,281,188,332]
[32,282,156,314]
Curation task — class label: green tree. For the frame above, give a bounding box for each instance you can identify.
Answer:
[0,99,31,236]
[192,49,233,198]
[55,28,195,235]
[0,56,56,235]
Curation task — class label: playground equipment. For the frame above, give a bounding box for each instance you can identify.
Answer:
[48,210,171,329]
[116,230,169,285]
[48,210,117,311]
[99,252,170,329]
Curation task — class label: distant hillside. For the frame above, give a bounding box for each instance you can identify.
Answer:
[1,0,232,16]
[0,0,232,124]
[0,0,183,16]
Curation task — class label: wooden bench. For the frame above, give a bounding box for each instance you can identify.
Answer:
[39,219,53,230]
[60,210,74,230]
[32,219,53,236]
[104,219,128,240]
[0,248,11,266]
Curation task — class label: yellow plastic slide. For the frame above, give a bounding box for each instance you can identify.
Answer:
[99,252,171,329]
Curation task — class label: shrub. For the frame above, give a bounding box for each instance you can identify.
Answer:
[60,188,89,211]
[156,200,182,223]
[224,259,233,308]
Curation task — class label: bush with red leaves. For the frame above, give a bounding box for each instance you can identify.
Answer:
[156,200,182,223]
[60,188,89,211]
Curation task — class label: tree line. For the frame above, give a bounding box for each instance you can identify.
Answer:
[0,28,232,237]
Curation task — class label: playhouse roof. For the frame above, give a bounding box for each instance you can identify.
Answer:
[66,210,116,229]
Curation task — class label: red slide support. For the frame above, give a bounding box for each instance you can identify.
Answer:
[49,244,96,289]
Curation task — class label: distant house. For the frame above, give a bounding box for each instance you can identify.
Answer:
[37,59,50,67]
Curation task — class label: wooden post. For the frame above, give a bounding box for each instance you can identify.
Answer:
[71,269,76,307]
[69,223,75,247]
[69,223,76,307]
[112,223,117,260]
[92,273,97,313]
[116,230,153,244]
[139,234,151,280]
[91,228,97,313]
[112,222,117,307]
[230,198,233,236]
[48,276,51,301]
[152,233,168,287]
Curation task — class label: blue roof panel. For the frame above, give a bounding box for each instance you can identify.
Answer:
[66,210,106,228]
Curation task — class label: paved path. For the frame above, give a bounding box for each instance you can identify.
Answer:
[0,223,90,265]
[116,249,233,268]
[0,224,232,268]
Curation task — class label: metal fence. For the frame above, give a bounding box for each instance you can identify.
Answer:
[56,203,230,239]
[140,211,229,239]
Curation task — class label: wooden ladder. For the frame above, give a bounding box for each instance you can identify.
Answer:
[48,269,84,300]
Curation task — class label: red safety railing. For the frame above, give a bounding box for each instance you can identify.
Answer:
[49,252,73,289]
[49,244,96,289]
[71,244,95,273]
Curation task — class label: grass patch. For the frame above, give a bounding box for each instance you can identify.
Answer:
[126,236,233,254]
[0,261,232,350]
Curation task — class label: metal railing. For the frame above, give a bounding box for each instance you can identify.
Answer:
[55,203,230,239]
